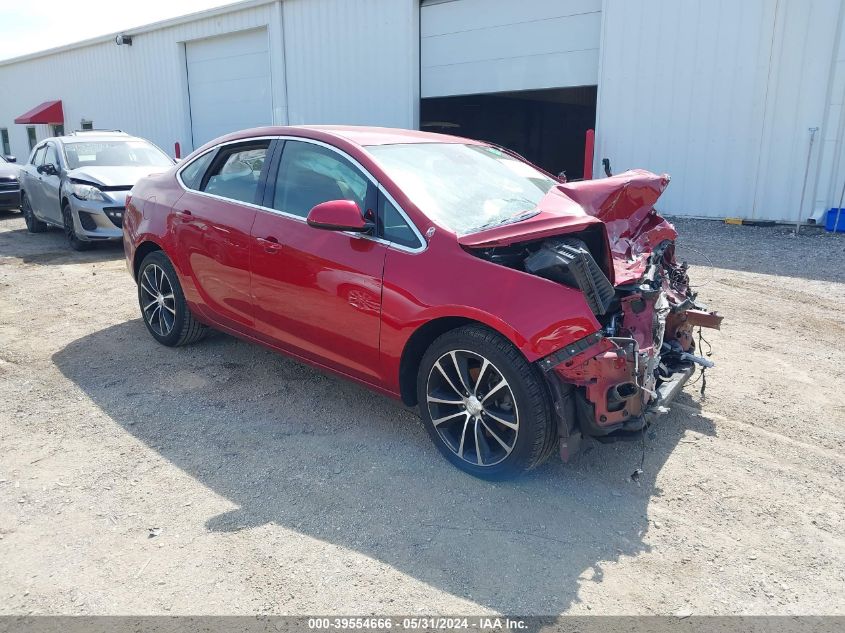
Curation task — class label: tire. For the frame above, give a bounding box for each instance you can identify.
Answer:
[62,203,93,251]
[21,192,47,233]
[137,250,208,347]
[417,324,557,480]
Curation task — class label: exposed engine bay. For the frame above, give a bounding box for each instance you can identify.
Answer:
[468,170,722,458]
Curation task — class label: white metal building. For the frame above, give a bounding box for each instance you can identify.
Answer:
[1,0,843,223]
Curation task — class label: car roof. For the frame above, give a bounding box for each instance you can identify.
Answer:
[57,132,141,144]
[209,125,481,150]
[294,125,478,147]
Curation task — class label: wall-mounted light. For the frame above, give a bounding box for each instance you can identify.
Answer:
[115,33,133,46]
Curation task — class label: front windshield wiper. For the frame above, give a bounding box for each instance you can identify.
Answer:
[469,207,540,233]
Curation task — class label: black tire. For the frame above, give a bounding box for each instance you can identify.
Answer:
[21,192,47,233]
[417,325,557,480]
[137,250,208,347]
[62,203,93,251]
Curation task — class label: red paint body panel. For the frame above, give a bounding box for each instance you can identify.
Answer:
[124,126,679,403]
[250,210,387,384]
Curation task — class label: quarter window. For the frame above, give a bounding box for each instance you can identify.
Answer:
[379,196,422,249]
[200,141,269,204]
[272,141,372,218]
[179,151,215,190]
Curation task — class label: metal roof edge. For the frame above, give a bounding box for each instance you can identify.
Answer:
[0,0,277,67]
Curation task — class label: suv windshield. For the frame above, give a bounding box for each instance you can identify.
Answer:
[63,140,173,169]
[366,143,556,235]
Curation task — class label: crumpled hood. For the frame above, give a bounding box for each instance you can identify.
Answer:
[68,166,167,188]
[559,170,676,284]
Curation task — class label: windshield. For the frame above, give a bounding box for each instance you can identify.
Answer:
[366,143,556,235]
[63,140,173,169]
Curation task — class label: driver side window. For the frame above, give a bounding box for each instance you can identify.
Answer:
[271,141,373,218]
[44,144,59,170]
[31,146,46,167]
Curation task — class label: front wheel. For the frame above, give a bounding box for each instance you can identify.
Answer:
[137,250,208,347]
[417,325,557,480]
[62,203,92,251]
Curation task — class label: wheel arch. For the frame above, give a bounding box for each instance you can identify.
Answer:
[398,314,527,407]
[132,240,164,281]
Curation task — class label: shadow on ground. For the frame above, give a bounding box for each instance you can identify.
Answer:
[53,320,715,613]
[0,225,124,265]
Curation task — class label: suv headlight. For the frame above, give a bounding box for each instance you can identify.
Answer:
[71,183,106,201]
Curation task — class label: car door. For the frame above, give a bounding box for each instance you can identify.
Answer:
[39,142,63,223]
[250,139,387,384]
[173,139,274,332]
[25,145,47,216]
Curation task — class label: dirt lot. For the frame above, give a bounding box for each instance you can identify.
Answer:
[0,209,843,616]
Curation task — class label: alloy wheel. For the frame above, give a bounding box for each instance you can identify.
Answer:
[139,264,177,337]
[426,350,519,467]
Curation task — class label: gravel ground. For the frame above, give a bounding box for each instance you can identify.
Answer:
[0,210,843,616]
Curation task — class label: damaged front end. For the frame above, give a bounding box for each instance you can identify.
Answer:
[466,170,722,458]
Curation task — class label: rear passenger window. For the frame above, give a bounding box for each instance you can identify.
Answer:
[272,141,372,218]
[201,141,270,204]
[179,151,215,190]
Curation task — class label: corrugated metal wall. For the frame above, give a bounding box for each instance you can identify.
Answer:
[283,0,419,127]
[0,0,419,159]
[420,0,602,97]
[596,0,845,222]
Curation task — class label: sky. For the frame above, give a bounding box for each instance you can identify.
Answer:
[0,0,239,61]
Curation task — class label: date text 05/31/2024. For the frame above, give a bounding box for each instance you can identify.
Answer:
[307,618,528,630]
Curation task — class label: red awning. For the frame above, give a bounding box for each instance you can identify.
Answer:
[14,100,64,124]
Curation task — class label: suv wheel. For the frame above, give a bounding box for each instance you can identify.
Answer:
[417,325,557,480]
[21,192,47,233]
[62,203,93,251]
[137,251,208,347]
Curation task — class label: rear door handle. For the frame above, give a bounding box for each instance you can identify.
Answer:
[257,236,284,253]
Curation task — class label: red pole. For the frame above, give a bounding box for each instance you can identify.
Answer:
[174,142,181,159]
[583,129,595,180]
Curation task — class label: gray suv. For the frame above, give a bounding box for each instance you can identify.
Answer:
[20,131,174,250]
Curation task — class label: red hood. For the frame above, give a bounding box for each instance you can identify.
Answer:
[458,169,676,285]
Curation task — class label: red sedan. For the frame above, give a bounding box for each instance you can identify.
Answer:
[123,126,720,479]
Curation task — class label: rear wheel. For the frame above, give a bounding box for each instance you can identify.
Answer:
[137,250,208,347]
[21,192,47,233]
[62,203,92,251]
[417,325,556,480]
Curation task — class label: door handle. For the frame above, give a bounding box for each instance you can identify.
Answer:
[257,236,284,253]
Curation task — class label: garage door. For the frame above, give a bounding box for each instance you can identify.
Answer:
[421,0,602,98]
[185,28,272,147]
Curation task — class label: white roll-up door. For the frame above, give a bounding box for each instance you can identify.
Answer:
[185,28,272,147]
[420,0,602,98]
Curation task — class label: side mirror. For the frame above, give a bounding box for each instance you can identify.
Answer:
[38,163,58,176]
[306,199,372,233]
[4,155,16,163]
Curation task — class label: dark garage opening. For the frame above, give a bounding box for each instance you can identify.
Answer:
[421,86,597,180]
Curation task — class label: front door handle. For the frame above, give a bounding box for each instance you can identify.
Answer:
[257,236,284,253]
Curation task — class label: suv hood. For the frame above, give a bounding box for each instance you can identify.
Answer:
[458,170,675,285]
[68,166,168,188]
